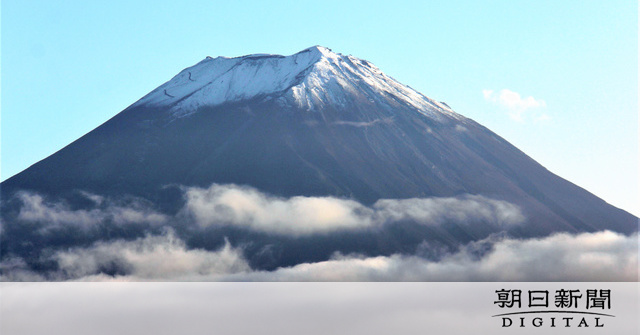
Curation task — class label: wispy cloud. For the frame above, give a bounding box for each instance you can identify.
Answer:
[181,184,524,235]
[3,231,635,281]
[483,89,547,122]
[332,118,393,128]
[181,184,374,235]
[4,186,635,282]
[0,231,250,281]
[219,231,639,282]
[16,191,167,233]
[374,196,524,228]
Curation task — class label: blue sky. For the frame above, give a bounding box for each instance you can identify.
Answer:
[1,1,637,215]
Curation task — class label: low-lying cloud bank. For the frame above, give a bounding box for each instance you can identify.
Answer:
[182,184,524,235]
[182,184,373,235]
[9,185,523,236]
[2,230,636,281]
[16,191,167,232]
[1,232,250,281]
[236,231,638,281]
[3,185,635,281]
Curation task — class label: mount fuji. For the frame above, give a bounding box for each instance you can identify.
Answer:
[1,46,636,279]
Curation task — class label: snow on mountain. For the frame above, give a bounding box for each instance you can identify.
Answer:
[133,46,458,120]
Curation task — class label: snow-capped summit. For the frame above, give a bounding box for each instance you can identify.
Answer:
[134,46,455,119]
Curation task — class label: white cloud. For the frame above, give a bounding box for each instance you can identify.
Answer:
[0,257,46,281]
[180,184,524,235]
[2,231,635,281]
[454,125,467,132]
[16,192,167,232]
[374,195,524,228]
[483,89,547,122]
[333,118,393,128]
[5,187,634,282]
[6,230,634,281]
[54,232,250,281]
[230,231,638,281]
[181,184,375,235]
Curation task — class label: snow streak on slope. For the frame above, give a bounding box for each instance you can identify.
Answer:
[133,46,459,120]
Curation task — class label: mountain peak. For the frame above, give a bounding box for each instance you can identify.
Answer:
[132,46,456,120]
[299,45,334,56]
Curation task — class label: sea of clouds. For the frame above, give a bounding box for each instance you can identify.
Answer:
[1,184,637,281]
